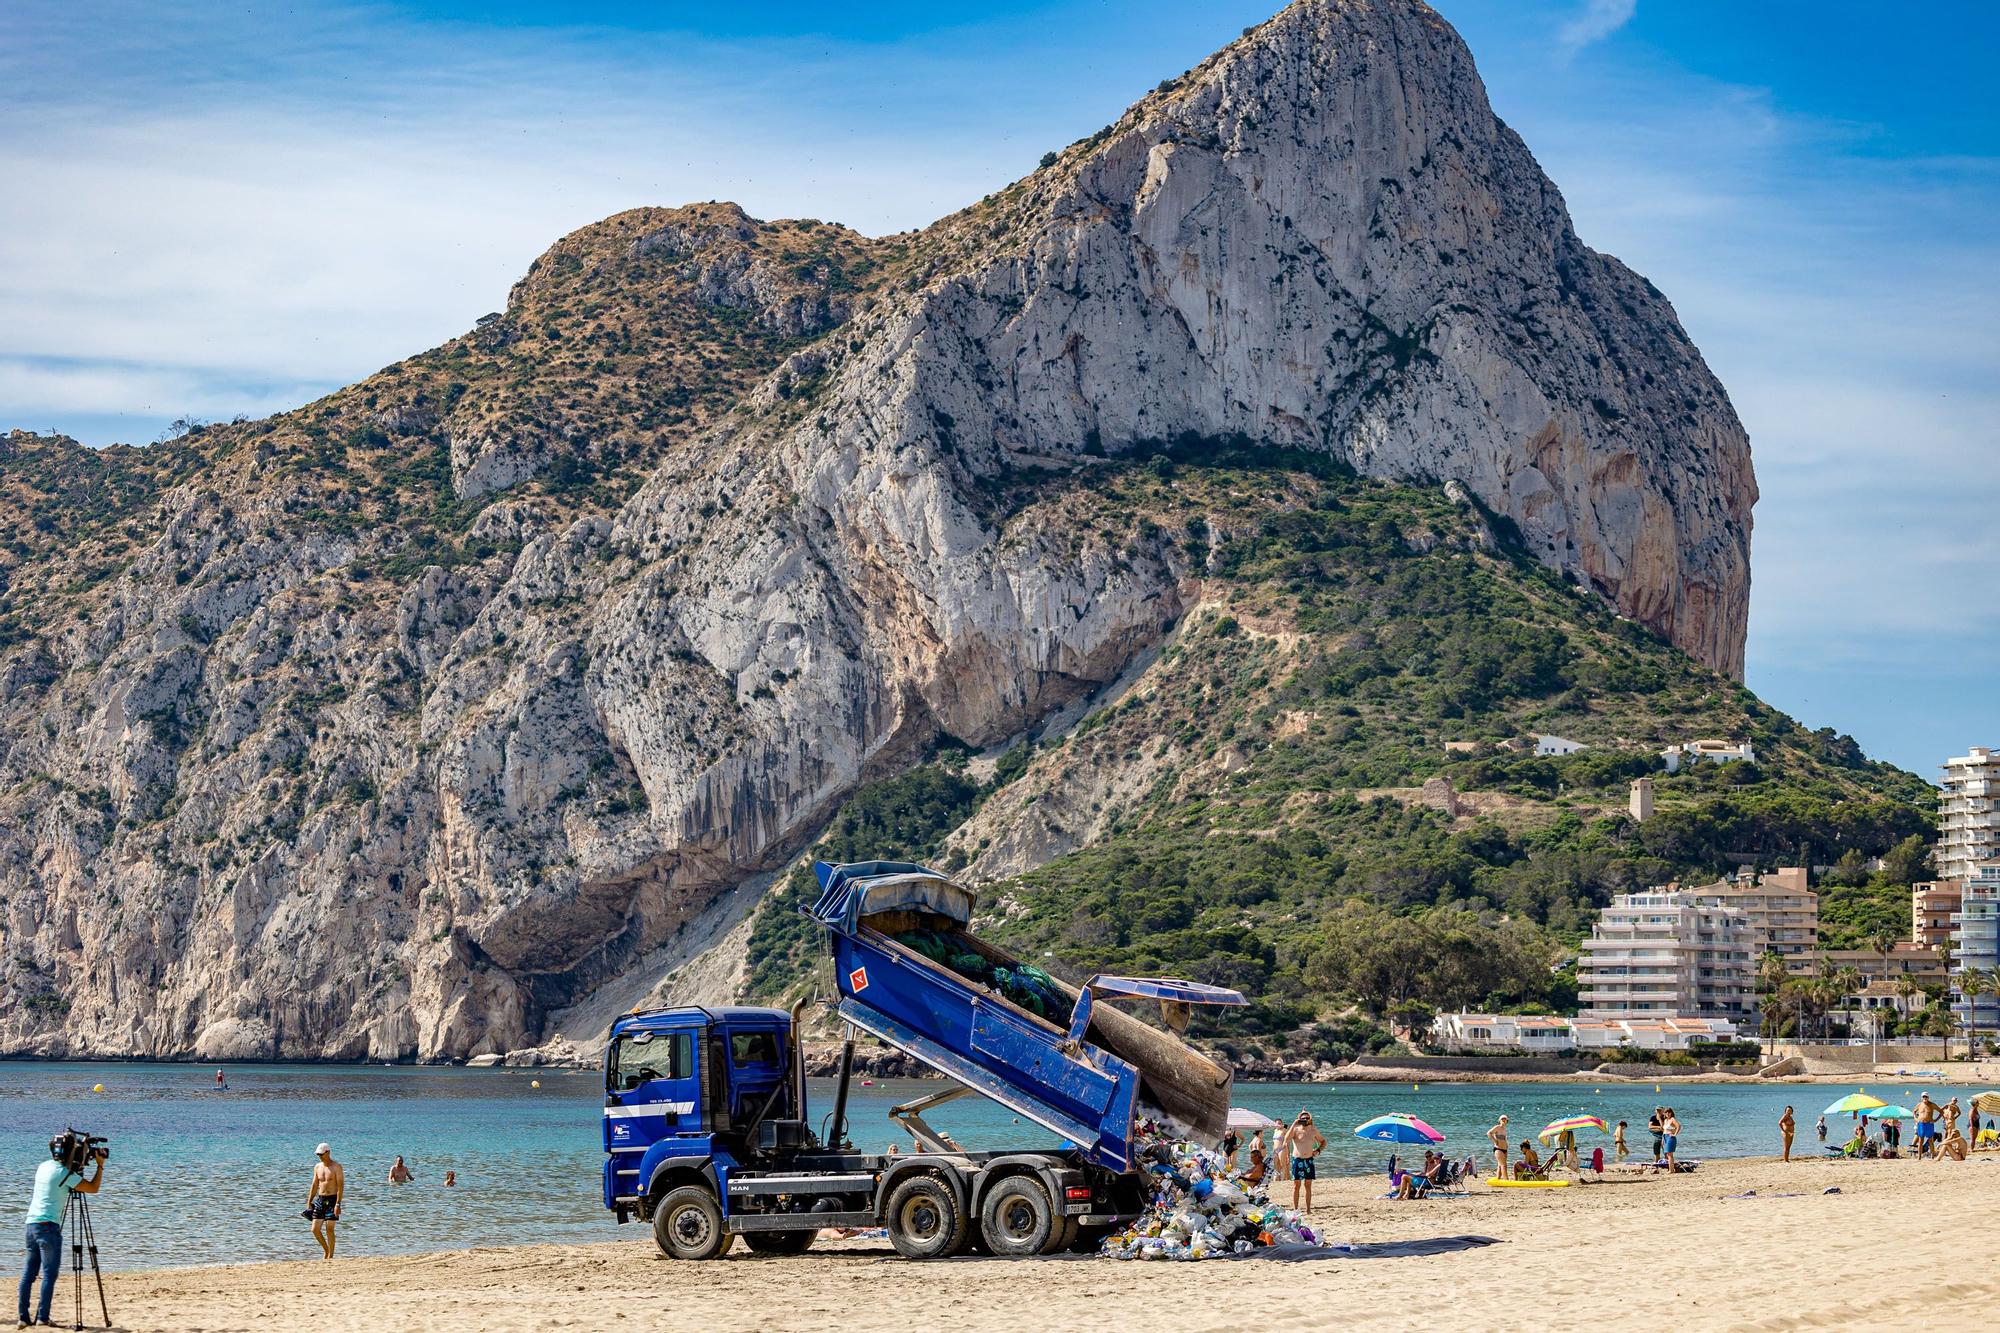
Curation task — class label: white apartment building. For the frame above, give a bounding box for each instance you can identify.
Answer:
[1952,861,2000,1034]
[1702,866,1818,962]
[1939,748,2000,881]
[1432,1013,1739,1054]
[1578,890,1755,1024]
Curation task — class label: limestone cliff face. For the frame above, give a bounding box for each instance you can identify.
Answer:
[0,0,1751,1059]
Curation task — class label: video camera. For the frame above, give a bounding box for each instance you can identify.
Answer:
[50,1128,109,1175]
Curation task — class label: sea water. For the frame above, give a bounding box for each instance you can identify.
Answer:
[0,1061,1894,1270]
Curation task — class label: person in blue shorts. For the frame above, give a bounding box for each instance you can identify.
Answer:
[1661,1107,1680,1171]
[1282,1110,1327,1212]
[1913,1092,1941,1157]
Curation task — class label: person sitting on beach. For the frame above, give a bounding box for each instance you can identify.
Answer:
[388,1155,414,1184]
[1515,1141,1543,1180]
[1940,1125,1969,1161]
[1488,1115,1510,1181]
[1240,1147,1268,1186]
[1394,1151,1441,1200]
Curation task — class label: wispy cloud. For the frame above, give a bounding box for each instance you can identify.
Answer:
[1555,0,1637,55]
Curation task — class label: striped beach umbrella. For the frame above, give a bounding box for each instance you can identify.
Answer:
[1537,1114,1609,1141]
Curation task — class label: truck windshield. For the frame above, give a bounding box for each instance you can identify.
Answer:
[609,1030,692,1092]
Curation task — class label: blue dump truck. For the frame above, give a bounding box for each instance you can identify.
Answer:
[601,860,1244,1260]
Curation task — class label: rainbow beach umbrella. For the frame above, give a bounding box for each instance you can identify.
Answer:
[1537,1114,1609,1142]
[1822,1092,1886,1116]
[1354,1113,1444,1144]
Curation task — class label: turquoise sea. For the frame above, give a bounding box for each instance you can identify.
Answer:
[0,1062,1891,1271]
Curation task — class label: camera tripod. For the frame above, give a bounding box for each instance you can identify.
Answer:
[60,1187,110,1330]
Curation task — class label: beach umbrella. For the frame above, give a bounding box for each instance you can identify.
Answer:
[1869,1106,1915,1120]
[1537,1114,1609,1142]
[1354,1113,1444,1144]
[1822,1092,1886,1115]
[1972,1092,2000,1117]
[1227,1107,1281,1132]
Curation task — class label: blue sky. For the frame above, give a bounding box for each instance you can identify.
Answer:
[1,1,1994,776]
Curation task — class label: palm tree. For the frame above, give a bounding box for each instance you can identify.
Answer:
[1894,975,1924,1042]
[1756,953,1791,1053]
[1831,966,1864,1040]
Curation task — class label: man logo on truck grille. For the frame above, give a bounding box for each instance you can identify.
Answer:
[848,966,869,993]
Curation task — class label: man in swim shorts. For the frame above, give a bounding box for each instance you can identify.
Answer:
[1915,1093,1940,1158]
[306,1143,344,1260]
[1283,1111,1326,1212]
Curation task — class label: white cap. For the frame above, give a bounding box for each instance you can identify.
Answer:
[315,1143,331,1155]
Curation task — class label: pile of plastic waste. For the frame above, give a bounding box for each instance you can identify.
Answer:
[892,928,1068,1020]
[1099,1117,1320,1261]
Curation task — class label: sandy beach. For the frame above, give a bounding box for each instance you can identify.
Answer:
[98,1154,1993,1332]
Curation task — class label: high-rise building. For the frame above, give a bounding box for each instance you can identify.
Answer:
[1952,863,2000,1036]
[1913,879,1963,951]
[1704,867,1817,962]
[1578,890,1755,1023]
[1939,748,2000,881]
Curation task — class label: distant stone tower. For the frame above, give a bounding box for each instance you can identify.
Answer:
[1629,777,1654,822]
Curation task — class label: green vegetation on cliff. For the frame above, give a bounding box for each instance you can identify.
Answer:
[744,448,1935,1039]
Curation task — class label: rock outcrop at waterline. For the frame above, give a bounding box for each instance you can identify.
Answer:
[0,0,1752,1059]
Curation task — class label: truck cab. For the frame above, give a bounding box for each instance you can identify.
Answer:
[603,1006,803,1223]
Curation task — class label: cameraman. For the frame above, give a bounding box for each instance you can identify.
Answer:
[19,1135,103,1328]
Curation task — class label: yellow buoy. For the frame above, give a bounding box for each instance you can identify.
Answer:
[1594,1088,1601,1095]
[530,1079,541,1089]
[92,1084,104,1093]
[1655,1084,1661,1092]
[1413,1083,1420,1091]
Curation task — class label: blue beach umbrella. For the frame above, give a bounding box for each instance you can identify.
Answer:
[1354,1113,1445,1144]
[1869,1105,1915,1120]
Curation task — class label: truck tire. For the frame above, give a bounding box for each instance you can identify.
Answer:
[742,1229,817,1256]
[978,1176,1057,1258]
[653,1184,731,1261]
[885,1175,969,1260]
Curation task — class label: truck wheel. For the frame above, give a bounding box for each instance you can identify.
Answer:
[886,1176,968,1260]
[979,1177,1056,1258]
[653,1185,731,1261]
[743,1229,817,1256]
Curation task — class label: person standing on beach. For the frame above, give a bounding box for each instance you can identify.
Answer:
[1282,1111,1327,1212]
[1914,1093,1940,1159]
[1943,1097,1962,1143]
[306,1144,344,1260]
[1661,1108,1680,1172]
[1779,1106,1795,1162]
[1487,1115,1510,1181]
[1647,1108,1664,1161]
[1614,1120,1628,1162]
